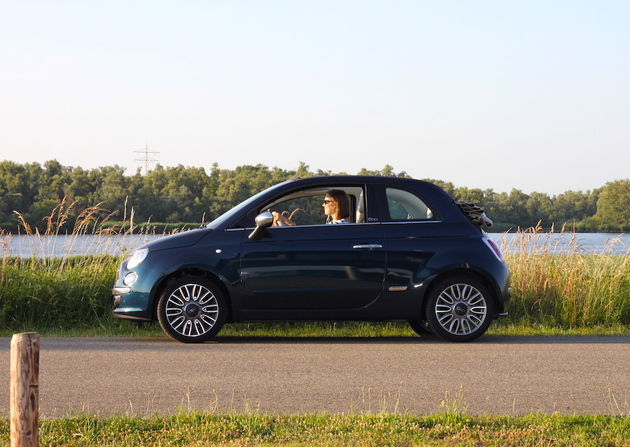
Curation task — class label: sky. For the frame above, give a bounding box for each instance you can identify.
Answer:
[1,1,628,195]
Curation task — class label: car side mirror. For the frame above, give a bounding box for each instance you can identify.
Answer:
[248,211,274,240]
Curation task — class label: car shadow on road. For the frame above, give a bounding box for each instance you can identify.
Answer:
[1,335,627,352]
[211,334,630,345]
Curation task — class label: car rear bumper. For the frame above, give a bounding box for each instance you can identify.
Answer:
[491,268,511,317]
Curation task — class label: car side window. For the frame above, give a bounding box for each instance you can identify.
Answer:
[267,195,323,226]
[385,188,434,220]
[262,186,366,226]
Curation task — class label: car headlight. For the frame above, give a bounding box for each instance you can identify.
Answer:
[127,248,148,269]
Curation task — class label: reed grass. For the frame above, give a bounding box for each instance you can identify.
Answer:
[0,209,628,333]
[0,203,142,331]
[0,255,120,330]
[499,225,629,328]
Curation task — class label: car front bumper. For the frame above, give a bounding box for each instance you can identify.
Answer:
[112,285,153,320]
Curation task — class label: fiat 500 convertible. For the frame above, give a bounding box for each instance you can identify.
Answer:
[112,176,509,342]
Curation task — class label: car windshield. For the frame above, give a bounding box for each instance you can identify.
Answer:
[206,180,293,229]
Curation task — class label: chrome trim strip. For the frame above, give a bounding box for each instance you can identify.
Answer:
[112,287,131,295]
[227,222,382,231]
[381,220,442,225]
[353,244,383,249]
[226,221,442,231]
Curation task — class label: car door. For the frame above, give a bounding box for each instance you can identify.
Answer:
[379,185,442,293]
[238,185,385,311]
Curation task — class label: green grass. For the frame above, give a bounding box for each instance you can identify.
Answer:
[1,412,628,446]
[3,320,630,338]
[0,255,119,330]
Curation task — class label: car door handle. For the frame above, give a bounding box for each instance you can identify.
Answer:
[352,244,383,249]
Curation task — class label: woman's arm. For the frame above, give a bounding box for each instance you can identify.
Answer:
[272,211,295,226]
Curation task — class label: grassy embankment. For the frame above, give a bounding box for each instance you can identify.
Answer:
[0,412,629,446]
[0,224,628,337]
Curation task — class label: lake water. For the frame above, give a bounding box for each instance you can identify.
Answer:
[2,232,628,258]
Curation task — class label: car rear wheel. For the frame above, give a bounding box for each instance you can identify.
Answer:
[426,275,495,342]
[157,276,227,343]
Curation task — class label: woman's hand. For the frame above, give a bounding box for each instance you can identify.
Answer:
[271,210,295,226]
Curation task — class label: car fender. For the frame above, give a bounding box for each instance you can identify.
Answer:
[143,240,242,319]
[415,249,509,314]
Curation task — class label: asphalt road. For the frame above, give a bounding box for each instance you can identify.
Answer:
[1,336,629,417]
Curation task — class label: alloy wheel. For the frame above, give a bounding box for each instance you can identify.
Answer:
[165,283,219,338]
[434,283,487,336]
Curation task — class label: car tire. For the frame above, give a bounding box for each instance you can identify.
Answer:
[426,275,495,342]
[157,275,227,343]
[408,319,434,336]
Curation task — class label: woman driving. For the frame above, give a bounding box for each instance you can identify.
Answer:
[322,189,350,224]
[270,188,350,226]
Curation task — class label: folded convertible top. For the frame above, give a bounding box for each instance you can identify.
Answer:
[456,201,493,229]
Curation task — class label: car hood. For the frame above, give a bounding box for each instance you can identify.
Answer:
[140,228,211,252]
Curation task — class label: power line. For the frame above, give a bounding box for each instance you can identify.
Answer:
[133,145,160,175]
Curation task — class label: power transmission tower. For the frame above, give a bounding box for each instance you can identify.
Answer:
[134,145,160,175]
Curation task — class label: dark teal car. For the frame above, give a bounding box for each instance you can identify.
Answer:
[112,176,509,343]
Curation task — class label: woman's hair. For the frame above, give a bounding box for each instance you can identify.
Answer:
[325,189,350,219]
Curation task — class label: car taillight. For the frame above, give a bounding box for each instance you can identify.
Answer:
[484,237,503,261]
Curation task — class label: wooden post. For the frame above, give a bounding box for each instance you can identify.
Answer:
[10,333,39,447]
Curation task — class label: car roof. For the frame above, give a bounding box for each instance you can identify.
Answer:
[285,175,438,188]
[284,176,452,200]
[274,175,462,220]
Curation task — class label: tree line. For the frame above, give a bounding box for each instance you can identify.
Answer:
[0,160,628,233]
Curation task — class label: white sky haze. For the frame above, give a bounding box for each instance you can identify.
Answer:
[1,1,629,194]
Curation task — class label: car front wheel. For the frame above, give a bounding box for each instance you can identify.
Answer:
[157,276,227,343]
[426,275,495,342]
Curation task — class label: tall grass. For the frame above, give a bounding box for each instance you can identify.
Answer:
[1,201,138,331]
[0,208,628,333]
[500,225,630,328]
[0,255,120,330]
